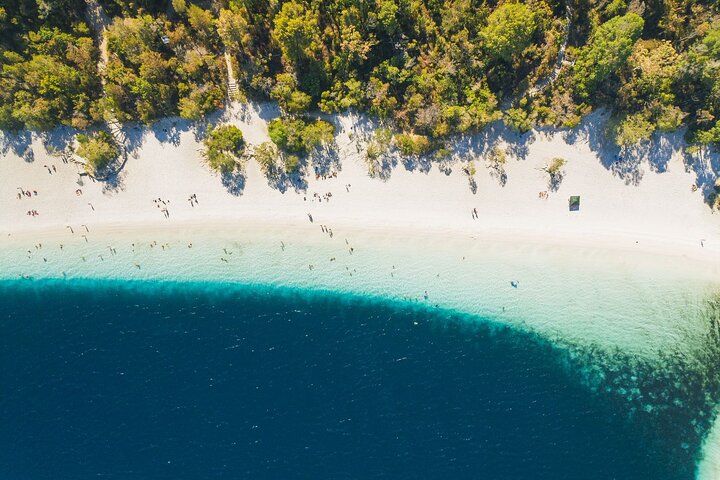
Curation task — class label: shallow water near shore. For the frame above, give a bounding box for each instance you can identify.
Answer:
[2,223,719,357]
[1,279,719,479]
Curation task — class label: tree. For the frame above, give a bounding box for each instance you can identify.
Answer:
[573,13,644,99]
[254,142,279,175]
[613,112,655,145]
[271,73,311,113]
[544,157,567,191]
[1,0,717,148]
[0,24,100,131]
[204,125,245,173]
[504,105,532,133]
[179,84,224,120]
[268,117,302,153]
[376,0,399,35]
[171,0,186,15]
[268,117,335,155]
[272,1,321,66]
[394,133,432,156]
[481,2,538,63]
[187,5,214,41]
[283,154,301,173]
[216,8,251,53]
[546,157,566,175]
[76,131,120,175]
[366,127,393,161]
[486,146,508,185]
[302,119,335,151]
[613,39,685,140]
[681,26,720,145]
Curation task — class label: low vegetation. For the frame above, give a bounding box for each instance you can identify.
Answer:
[76,131,121,175]
[203,125,245,173]
[486,146,509,186]
[267,117,335,156]
[544,157,567,190]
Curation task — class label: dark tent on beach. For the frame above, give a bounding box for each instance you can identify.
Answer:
[569,196,580,211]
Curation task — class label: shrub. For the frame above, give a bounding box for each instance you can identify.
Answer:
[268,117,335,155]
[486,146,507,167]
[394,133,432,156]
[546,157,566,175]
[204,125,245,173]
[76,131,120,175]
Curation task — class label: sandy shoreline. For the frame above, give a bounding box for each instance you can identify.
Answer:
[1,103,719,265]
[2,216,719,280]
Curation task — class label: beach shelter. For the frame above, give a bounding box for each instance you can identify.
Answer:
[569,195,580,211]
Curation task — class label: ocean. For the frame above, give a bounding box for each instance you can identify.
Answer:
[2,279,719,479]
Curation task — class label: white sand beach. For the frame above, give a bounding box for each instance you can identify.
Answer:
[1,104,718,258]
[2,103,720,477]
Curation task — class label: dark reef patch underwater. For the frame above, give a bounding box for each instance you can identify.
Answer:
[1,279,719,480]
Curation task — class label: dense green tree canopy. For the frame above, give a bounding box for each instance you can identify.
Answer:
[572,13,644,100]
[482,2,539,63]
[0,23,100,131]
[0,0,719,149]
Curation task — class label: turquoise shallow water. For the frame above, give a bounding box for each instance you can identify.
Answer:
[2,224,718,358]
[1,279,720,479]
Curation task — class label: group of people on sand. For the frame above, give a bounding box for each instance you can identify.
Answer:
[26,210,39,217]
[16,188,38,199]
[153,198,171,218]
[538,191,549,199]
[315,171,338,181]
[471,207,479,219]
[43,164,57,175]
[320,225,334,238]
[313,192,333,203]
[187,193,199,207]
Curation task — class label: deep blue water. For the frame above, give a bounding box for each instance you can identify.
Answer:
[0,280,714,479]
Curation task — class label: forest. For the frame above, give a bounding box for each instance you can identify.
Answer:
[0,0,719,150]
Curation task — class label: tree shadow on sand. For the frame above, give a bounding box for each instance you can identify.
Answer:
[342,113,398,181]
[449,120,536,162]
[547,170,565,192]
[39,127,76,156]
[190,110,226,144]
[266,168,308,193]
[489,164,508,186]
[469,176,478,194]
[310,144,341,178]
[685,147,720,202]
[221,169,247,196]
[401,154,433,174]
[366,153,398,181]
[151,117,192,147]
[557,110,681,186]
[0,130,33,160]
[101,170,126,194]
[446,120,536,186]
